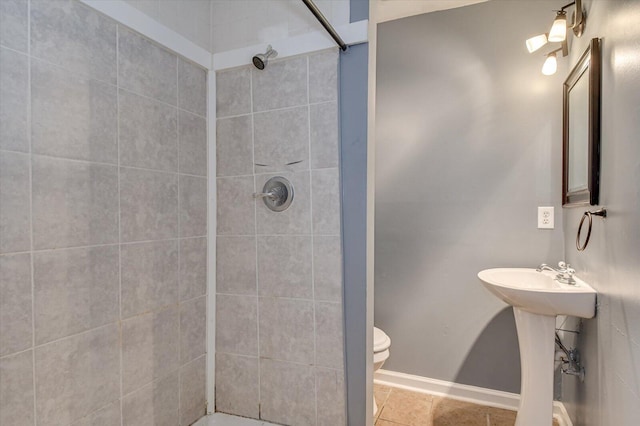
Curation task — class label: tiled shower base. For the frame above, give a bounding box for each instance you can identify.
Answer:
[193,413,279,426]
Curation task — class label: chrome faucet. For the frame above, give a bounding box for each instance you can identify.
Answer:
[537,261,576,285]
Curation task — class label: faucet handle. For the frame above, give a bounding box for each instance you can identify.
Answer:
[558,261,569,270]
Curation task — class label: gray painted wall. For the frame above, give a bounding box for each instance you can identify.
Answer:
[560,0,640,424]
[375,0,566,393]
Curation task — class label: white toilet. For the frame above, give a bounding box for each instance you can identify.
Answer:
[373,327,391,415]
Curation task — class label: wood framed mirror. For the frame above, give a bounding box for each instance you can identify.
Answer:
[562,38,602,206]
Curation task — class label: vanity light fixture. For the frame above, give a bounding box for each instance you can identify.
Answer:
[526,33,548,53]
[549,10,568,42]
[542,48,562,75]
[526,0,586,75]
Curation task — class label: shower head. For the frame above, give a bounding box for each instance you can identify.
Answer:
[252,45,278,70]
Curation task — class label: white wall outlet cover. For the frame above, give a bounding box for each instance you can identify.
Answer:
[538,206,554,229]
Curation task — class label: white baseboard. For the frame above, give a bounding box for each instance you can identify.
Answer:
[375,369,573,426]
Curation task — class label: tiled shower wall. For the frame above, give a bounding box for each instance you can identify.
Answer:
[0,1,208,425]
[215,50,345,425]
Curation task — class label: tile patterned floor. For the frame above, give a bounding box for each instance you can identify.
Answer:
[374,384,560,426]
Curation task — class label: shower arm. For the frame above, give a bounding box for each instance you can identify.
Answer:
[301,0,348,51]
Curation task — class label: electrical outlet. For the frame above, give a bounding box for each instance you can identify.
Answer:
[538,206,554,229]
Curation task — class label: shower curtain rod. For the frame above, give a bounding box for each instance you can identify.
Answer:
[301,0,348,51]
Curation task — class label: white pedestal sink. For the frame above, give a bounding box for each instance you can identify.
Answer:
[477,268,597,426]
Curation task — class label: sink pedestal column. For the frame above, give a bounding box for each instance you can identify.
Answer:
[513,307,555,426]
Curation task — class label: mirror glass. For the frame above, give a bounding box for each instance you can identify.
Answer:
[568,68,589,193]
[563,38,601,206]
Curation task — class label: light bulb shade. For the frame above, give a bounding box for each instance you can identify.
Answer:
[526,34,548,53]
[549,12,567,42]
[542,53,558,75]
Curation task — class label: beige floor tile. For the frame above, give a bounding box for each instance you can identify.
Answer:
[374,387,561,426]
[379,388,433,426]
[487,407,517,426]
[431,397,489,426]
[376,420,407,426]
[375,384,393,420]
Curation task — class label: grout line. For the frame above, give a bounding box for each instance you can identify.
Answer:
[216,291,341,304]
[116,23,124,426]
[0,236,206,257]
[217,233,341,238]
[26,151,206,179]
[176,53,183,426]
[118,84,207,120]
[214,350,338,371]
[248,63,262,419]
[0,43,30,57]
[306,54,320,426]
[216,165,339,181]
[26,0,37,423]
[29,322,117,352]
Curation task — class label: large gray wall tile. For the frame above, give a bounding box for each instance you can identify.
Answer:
[122,373,179,426]
[312,168,341,235]
[122,307,180,394]
[71,401,121,426]
[216,236,256,295]
[119,90,177,171]
[309,49,338,103]
[180,296,206,363]
[35,324,120,426]
[216,294,258,356]
[32,156,119,249]
[216,176,255,235]
[252,57,307,112]
[315,302,344,369]
[0,253,32,357]
[120,167,178,242]
[34,246,119,345]
[179,175,207,237]
[0,350,34,426]
[0,48,28,152]
[316,367,346,426]
[0,0,28,52]
[215,353,259,419]
[31,0,117,83]
[260,359,316,425]
[178,59,206,117]
[0,151,30,253]
[118,27,177,104]
[121,240,178,318]
[313,236,342,302]
[179,110,207,176]
[31,59,118,163]
[216,115,253,177]
[180,237,207,301]
[180,356,206,426]
[257,236,312,298]
[310,102,339,169]
[216,68,251,118]
[259,297,314,363]
[256,171,311,235]
[253,106,309,173]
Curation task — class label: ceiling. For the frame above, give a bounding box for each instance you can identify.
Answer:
[376,0,490,23]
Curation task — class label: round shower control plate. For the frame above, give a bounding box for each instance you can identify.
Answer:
[261,176,294,212]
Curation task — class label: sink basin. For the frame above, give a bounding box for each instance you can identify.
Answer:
[477,268,597,426]
[478,268,596,318]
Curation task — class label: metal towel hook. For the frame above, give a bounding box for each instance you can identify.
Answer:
[576,208,607,251]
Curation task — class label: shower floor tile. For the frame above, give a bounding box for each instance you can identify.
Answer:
[374,384,560,426]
